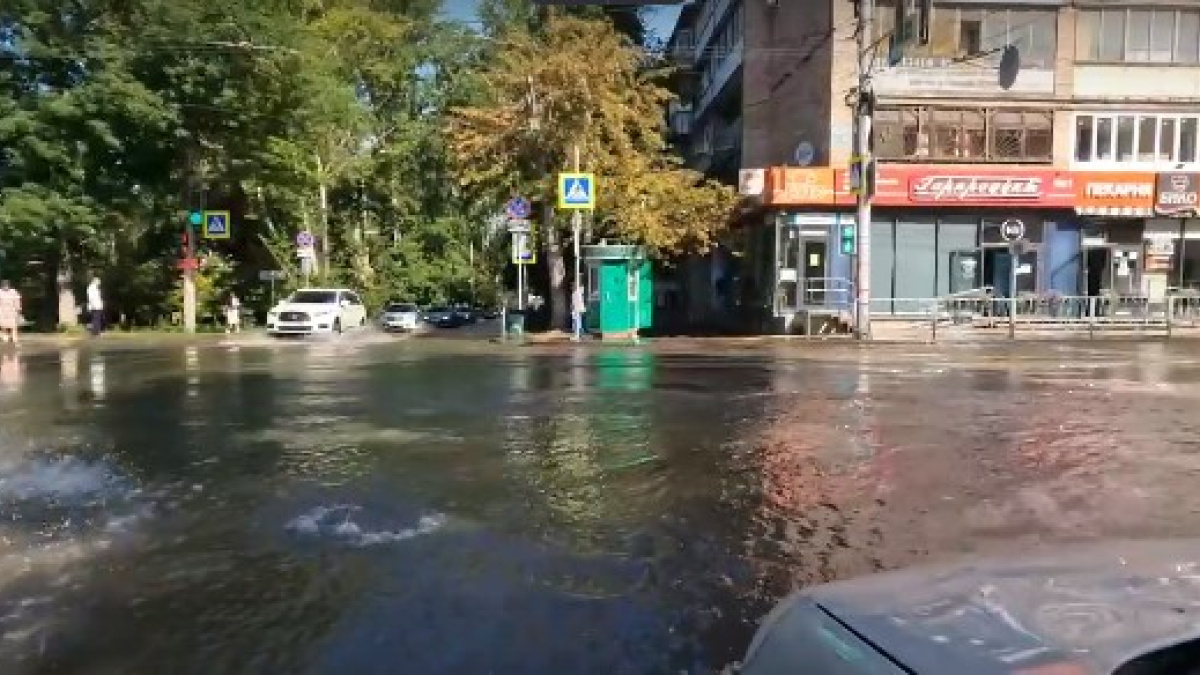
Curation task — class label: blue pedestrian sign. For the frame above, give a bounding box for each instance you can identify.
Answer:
[202,210,231,239]
[557,172,595,210]
[505,196,531,220]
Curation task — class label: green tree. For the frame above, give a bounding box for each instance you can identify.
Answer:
[2,0,495,326]
[445,12,734,328]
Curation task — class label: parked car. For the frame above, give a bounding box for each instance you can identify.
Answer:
[423,306,462,328]
[379,302,420,333]
[452,304,477,324]
[266,288,367,337]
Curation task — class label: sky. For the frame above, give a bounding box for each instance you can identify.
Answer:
[440,0,682,40]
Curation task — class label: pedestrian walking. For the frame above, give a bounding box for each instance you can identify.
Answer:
[225,292,241,334]
[86,276,104,336]
[0,281,22,345]
[571,284,586,340]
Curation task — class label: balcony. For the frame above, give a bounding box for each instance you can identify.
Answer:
[669,101,694,137]
[715,116,742,155]
[669,28,695,65]
[695,39,743,120]
[694,0,740,64]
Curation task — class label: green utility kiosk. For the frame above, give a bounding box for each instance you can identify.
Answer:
[582,243,652,341]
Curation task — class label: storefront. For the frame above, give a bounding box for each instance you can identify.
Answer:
[1146,172,1200,297]
[1066,171,1157,298]
[738,165,1200,333]
[755,164,1081,323]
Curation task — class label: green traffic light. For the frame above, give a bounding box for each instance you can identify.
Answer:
[189,211,203,226]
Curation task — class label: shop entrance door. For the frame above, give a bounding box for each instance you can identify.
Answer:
[1082,245,1111,297]
[981,245,1040,298]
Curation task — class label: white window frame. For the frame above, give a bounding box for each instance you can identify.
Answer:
[1077,8,1200,64]
[1071,111,1200,169]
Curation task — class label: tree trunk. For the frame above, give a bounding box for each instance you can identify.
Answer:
[316,153,330,281]
[544,203,568,331]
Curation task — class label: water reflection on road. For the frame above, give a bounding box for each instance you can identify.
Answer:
[2,339,1200,673]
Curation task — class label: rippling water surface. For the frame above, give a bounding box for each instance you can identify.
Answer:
[2,339,1200,674]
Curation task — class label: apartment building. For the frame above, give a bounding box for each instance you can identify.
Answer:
[668,0,1200,332]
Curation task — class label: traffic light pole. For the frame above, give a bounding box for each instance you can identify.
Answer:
[183,150,200,334]
[853,0,875,341]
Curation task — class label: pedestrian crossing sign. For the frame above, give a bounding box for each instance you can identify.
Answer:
[557,172,595,210]
[202,210,231,239]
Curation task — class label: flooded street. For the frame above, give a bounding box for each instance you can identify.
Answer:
[3,338,1200,673]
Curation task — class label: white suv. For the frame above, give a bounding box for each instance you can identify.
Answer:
[267,288,367,336]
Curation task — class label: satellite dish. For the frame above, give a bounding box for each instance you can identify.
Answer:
[794,141,815,167]
[998,45,1020,91]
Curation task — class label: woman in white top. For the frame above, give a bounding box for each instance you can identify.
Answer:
[0,280,22,345]
[225,292,241,333]
[86,276,104,336]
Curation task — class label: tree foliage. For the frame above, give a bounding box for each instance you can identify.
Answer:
[445,12,734,257]
[0,0,721,330]
[0,0,493,327]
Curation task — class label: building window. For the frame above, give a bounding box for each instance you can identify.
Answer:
[1074,113,1200,165]
[874,107,1053,163]
[1077,8,1200,64]
[874,1,1057,69]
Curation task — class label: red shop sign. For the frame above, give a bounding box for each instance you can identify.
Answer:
[836,165,1076,207]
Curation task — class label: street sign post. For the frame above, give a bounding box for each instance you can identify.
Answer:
[202,210,231,239]
[1000,218,1026,338]
[511,228,536,313]
[505,197,531,220]
[557,173,595,210]
[511,230,536,265]
[296,231,315,247]
[259,270,286,306]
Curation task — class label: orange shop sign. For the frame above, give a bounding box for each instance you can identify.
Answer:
[764,167,837,206]
[833,165,1075,207]
[1073,171,1156,215]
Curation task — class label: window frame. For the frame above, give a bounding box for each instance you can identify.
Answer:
[1072,111,1200,167]
[1076,7,1200,64]
[873,106,1054,163]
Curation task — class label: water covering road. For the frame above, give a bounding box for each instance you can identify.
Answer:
[2,337,1200,673]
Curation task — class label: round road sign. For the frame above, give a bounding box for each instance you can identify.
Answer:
[1000,218,1026,242]
[505,197,531,220]
[296,231,315,247]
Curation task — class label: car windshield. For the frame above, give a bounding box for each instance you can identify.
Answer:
[289,290,338,304]
[387,304,417,313]
[428,306,449,313]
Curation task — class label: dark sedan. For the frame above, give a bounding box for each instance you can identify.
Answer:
[423,306,462,328]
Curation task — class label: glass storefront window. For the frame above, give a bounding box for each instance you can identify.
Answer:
[936,218,978,296]
[1177,220,1200,290]
[894,220,938,310]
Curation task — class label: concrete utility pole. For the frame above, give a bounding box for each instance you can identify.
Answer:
[854,0,875,341]
[572,143,583,341]
[183,149,201,334]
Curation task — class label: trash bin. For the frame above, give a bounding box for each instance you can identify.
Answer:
[505,310,525,337]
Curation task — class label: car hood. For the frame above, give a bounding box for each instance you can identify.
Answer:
[273,302,339,313]
[746,539,1200,674]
